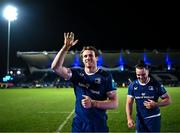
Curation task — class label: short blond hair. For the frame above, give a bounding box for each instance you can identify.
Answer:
[80,46,99,59]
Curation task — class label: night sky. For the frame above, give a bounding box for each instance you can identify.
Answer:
[0,0,179,77]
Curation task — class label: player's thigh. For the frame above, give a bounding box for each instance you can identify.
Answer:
[145,116,161,132]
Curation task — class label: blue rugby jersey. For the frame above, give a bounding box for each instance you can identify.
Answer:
[128,78,167,119]
[70,68,116,123]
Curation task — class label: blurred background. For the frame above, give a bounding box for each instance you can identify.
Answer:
[0,0,179,87]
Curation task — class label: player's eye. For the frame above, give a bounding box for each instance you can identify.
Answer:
[89,54,93,57]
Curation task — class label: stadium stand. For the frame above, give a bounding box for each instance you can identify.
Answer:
[13,50,180,88]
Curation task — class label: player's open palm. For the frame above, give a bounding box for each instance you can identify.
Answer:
[64,32,78,48]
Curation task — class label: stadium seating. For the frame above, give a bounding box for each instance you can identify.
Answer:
[14,50,180,87]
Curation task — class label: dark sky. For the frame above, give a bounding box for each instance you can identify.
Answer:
[0,0,179,77]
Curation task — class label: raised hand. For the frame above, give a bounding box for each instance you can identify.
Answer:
[64,32,78,48]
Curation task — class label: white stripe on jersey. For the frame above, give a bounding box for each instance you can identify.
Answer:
[144,113,161,119]
[127,95,134,98]
[160,93,168,99]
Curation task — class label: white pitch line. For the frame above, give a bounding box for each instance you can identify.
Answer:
[56,109,74,132]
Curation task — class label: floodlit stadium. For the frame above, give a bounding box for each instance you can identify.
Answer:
[0,50,180,132]
[3,50,179,88]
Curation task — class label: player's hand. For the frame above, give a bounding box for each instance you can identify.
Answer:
[64,32,78,49]
[144,99,157,109]
[127,118,135,128]
[81,95,92,109]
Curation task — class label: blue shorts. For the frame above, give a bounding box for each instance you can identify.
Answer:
[72,116,109,132]
[136,115,161,132]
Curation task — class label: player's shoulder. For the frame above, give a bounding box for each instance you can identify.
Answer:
[71,67,83,71]
[70,67,84,74]
[128,80,138,88]
[149,77,162,86]
[98,68,111,77]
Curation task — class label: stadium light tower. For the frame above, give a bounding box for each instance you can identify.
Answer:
[3,5,18,74]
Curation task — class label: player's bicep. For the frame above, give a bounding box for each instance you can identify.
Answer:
[56,67,72,80]
[160,93,170,99]
[126,95,134,104]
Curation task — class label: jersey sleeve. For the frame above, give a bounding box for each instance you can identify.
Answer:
[127,82,134,98]
[158,83,167,97]
[69,68,80,83]
[106,72,117,92]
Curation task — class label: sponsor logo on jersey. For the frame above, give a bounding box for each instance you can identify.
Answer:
[90,90,100,94]
[78,82,90,89]
[135,92,155,99]
[135,95,154,99]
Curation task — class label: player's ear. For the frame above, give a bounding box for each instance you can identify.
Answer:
[146,69,149,75]
[96,56,98,61]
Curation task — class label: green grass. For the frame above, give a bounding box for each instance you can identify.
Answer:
[0,87,179,132]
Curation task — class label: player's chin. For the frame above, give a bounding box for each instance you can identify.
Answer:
[86,63,92,67]
[140,79,146,83]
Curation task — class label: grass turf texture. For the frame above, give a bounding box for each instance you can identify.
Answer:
[0,87,179,132]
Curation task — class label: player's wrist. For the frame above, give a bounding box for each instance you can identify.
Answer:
[154,102,159,107]
[127,117,133,121]
[62,45,70,51]
[91,100,97,108]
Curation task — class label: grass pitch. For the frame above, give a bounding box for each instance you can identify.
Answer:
[0,87,179,132]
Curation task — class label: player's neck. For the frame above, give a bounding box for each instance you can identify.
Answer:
[85,66,99,75]
[138,77,150,85]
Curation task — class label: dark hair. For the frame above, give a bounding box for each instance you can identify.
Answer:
[80,46,99,58]
[135,60,148,69]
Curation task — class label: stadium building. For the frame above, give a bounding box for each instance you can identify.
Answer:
[1,50,180,88]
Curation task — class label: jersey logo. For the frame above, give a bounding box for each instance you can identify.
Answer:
[148,86,154,91]
[141,93,145,96]
[79,72,84,77]
[134,87,138,90]
[95,78,101,84]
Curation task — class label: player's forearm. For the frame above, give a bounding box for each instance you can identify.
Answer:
[126,104,133,120]
[126,112,133,121]
[126,96,134,120]
[51,45,70,71]
[91,99,118,109]
[157,97,171,107]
